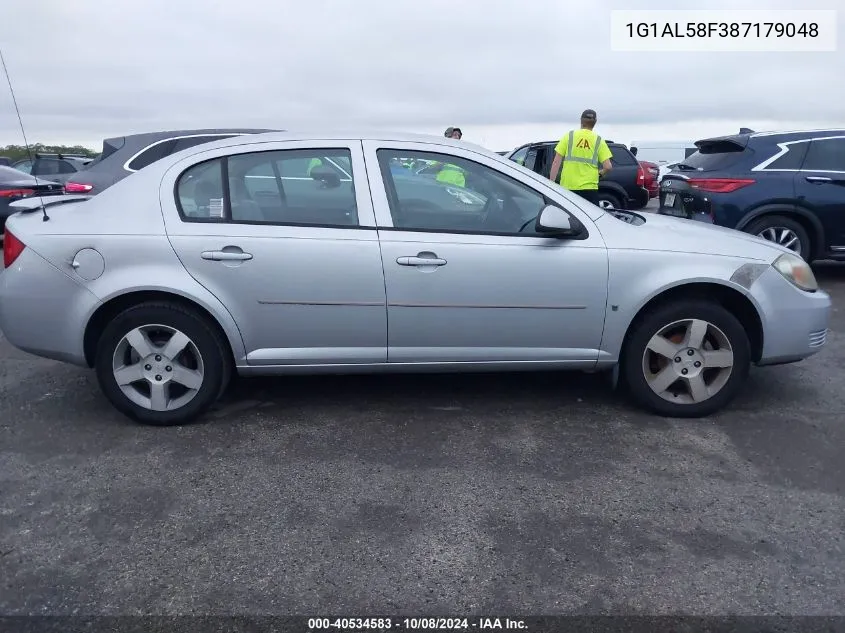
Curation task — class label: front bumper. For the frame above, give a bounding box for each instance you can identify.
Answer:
[752,266,831,366]
[0,247,100,366]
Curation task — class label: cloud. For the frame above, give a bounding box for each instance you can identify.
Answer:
[1,0,842,149]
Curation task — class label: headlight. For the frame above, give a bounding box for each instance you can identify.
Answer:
[772,253,818,292]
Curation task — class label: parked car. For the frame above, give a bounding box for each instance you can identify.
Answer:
[506,140,649,209]
[0,132,830,426]
[658,161,679,183]
[658,129,845,262]
[640,160,659,199]
[0,165,64,235]
[12,153,93,185]
[0,157,12,167]
[63,128,276,195]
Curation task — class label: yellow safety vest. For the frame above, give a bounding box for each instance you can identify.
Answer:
[555,129,611,191]
[436,163,466,187]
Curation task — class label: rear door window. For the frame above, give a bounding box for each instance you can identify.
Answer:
[801,138,845,172]
[175,148,358,227]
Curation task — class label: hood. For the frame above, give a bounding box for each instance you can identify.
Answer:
[598,211,790,262]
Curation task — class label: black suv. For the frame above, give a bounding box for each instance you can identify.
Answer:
[505,140,648,209]
[658,129,845,263]
[11,153,93,185]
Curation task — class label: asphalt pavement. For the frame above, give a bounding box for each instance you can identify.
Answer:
[1,259,844,616]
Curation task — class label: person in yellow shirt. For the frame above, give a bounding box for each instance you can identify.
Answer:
[435,126,466,186]
[548,109,613,206]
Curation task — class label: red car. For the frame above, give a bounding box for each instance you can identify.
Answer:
[639,160,659,198]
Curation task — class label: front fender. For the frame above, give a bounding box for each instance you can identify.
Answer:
[599,249,764,361]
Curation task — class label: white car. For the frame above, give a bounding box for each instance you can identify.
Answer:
[658,162,679,183]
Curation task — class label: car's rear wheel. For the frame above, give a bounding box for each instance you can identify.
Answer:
[622,300,751,418]
[95,302,230,426]
[744,215,811,261]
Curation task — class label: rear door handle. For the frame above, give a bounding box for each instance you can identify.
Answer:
[397,255,447,267]
[805,176,832,184]
[201,250,253,261]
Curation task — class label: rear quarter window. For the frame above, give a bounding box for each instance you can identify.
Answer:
[764,142,809,170]
[172,135,236,152]
[127,140,177,171]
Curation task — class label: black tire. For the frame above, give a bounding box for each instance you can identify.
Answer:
[622,300,751,418]
[744,215,812,261]
[95,301,231,426]
[595,190,623,210]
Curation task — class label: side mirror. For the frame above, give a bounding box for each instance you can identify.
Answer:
[310,165,341,189]
[535,205,582,237]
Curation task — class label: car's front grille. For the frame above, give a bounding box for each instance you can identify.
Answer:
[809,329,828,348]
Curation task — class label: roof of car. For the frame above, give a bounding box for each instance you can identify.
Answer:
[102,128,280,146]
[750,128,845,139]
[172,131,493,154]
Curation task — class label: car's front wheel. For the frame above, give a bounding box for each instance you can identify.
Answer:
[95,302,230,426]
[622,300,751,418]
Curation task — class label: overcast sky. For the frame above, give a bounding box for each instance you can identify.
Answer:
[1,0,842,152]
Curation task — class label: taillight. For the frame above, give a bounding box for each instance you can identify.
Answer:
[0,189,35,198]
[64,181,94,193]
[636,165,645,186]
[3,230,26,268]
[687,178,756,193]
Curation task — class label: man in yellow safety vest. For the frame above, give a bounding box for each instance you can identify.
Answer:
[548,109,613,206]
[435,127,467,186]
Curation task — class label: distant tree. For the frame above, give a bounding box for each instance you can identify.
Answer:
[0,143,99,162]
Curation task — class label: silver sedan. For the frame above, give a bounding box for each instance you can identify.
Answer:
[0,132,831,425]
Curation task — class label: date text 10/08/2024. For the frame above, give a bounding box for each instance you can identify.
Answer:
[625,22,819,38]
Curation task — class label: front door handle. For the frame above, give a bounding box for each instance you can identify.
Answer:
[201,250,253,261]
[805,176,832,184]
[397,255,447,267]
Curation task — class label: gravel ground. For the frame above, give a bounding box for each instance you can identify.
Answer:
[0,260,843,616]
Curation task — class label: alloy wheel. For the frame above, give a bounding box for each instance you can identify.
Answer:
[641,318,734,405]
[756,226,802,254]
[597,199,615,210]
[111,324,205,412]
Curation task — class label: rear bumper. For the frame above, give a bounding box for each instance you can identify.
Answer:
[752,267,831,365]
[631,187,650,206]
[0,247,99,366]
